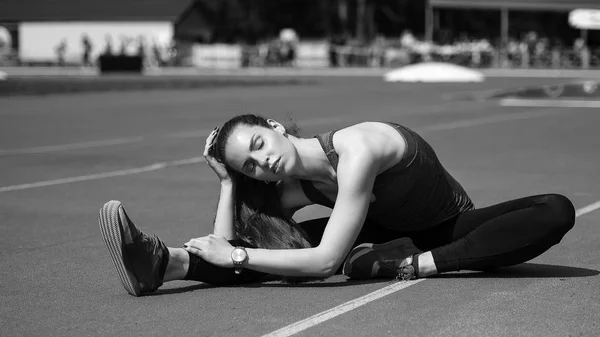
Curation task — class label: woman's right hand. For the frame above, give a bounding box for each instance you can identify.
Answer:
[204,127,231,184]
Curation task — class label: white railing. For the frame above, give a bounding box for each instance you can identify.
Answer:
[4,43,599,70]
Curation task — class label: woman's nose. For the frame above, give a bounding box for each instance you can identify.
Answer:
[255,154,269,168]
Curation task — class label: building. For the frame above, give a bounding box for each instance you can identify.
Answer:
[0,0,213,65]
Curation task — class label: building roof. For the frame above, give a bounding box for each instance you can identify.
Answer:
[0,0,193,22]
[431,0,600,11]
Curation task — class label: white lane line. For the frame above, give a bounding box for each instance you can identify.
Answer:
[261,202,599,337]
[0,137,145,155]
[0,110,560,193]
[0,117,348,154]
[262,280,424,337]
[576,200,600,217]
[0,157,203,193]
[417,110,559,133]
[500,99,600,108]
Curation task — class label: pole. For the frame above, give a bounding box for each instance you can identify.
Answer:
[500,7,509,67]
[357,0,366,42]
[425,0,433,42]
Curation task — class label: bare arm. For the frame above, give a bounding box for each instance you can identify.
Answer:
[185,150,377,277]
[213,181,236,239]
[204,127,236,239]
[242,147,378,277]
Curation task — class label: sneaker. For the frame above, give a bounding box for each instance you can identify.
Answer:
[342,237,422,280]
[98,200,169,296]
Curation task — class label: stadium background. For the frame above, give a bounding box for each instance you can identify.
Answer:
[1,0,600,70]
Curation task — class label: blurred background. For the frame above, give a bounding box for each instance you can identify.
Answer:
[1,0,599,71]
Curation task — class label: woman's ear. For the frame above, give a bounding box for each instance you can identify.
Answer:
[267,119,286,135]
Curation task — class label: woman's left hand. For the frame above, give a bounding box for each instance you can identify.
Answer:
[183,234,235,268]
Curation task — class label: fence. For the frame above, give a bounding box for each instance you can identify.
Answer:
[189,43,600,70]
[3,43,600,70]
[327,45,600,70]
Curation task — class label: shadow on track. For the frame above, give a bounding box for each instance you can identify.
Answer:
[149,277,393,296]
[147,263,598,296]
[431,263,599,279]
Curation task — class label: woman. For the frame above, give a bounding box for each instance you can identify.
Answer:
[99,114,575,296]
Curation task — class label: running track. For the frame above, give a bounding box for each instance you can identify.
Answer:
[1,74,599,336]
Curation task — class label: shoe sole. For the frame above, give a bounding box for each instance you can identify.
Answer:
[342,238,416,279]
[98,200,142,297]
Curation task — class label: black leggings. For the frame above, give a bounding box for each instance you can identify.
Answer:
[184,194,575,284]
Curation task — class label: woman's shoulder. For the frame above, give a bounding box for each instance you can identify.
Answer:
[334,121,397,137]
[334,122,396,152]
[333,122,407,172]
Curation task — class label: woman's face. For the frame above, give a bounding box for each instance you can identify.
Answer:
[224,122,296,181]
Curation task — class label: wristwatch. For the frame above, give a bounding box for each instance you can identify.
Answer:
[231,247,248,274]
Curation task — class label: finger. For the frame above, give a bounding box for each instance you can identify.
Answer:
[206,127,218,141]
[184,238,206,249]
[182,245,203,257]
[204,132,220,158]
[204,130,217,150]
[205,127,219,146]
[204,142,216,158]
[204,138,216,157]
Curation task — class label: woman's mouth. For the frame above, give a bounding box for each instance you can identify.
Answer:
[271,158,280,174]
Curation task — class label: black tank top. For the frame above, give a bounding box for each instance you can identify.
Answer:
[300,122,474,231]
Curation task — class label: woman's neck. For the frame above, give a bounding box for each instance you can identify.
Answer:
[288,136,336,183]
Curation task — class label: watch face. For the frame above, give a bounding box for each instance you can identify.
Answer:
[231,248,247,262]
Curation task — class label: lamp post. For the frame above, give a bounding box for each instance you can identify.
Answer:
[425,0,433,42]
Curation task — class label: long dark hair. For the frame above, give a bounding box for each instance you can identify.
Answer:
[212,114,312,250]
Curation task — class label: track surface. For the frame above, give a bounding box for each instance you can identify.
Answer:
[1,74,599,336]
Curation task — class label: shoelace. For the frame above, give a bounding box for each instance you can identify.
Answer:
[396,265,417,281]
[378,259,417,281]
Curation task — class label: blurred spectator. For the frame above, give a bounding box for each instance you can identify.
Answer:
[247,30,299,67]
[0,27,9,50]
[328,35,341,67]
[369,35,386,67]
[573,37,589,68]
[103,35,114,56]
[534,38,548,67]
[279,28,298,67]
[55,39,67,66]
[137,36,146,63]
[152,40,164,67]
[81,34,93,67]
[400,30,416,48]
[574,37,587,52]
[236,25,596,70]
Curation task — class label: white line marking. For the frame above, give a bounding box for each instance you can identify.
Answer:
[0,110,559,193]
[262,280,425,337]
[261,202,599,337]
[0,157,203,193]
[417,110,559,133]
[0,117,349,155]
[0,137,145,155]
[575,200,600,217]
[500,98,600,108]
[481,68,600,78]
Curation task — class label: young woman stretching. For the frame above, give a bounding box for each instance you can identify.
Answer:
[99,114,575,296]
